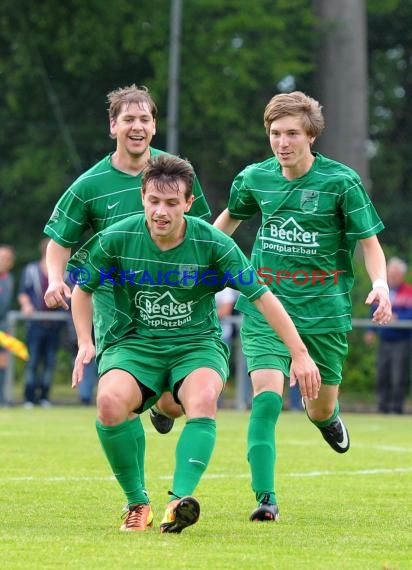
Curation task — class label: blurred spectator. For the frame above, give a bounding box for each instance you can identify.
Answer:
[216,287,238,346]
[0,245,15,406]
[364,257,412,414]
[18,238,66,408]
[288,382,303,412]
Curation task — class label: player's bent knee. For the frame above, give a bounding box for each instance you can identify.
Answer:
[96,392,130,424]
[183,393,219,418]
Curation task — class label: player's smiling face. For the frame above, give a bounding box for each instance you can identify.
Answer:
[269,115,315,179]
[142,180,194,247]
[110,102,156,158]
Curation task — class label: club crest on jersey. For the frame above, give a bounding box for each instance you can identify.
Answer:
[178,264,199,288]
[71,249,88,263]
[300,190,319,213]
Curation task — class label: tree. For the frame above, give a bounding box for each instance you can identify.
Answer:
[0,0,317,261]
[313,0,369,185]
[1,0,410,263]
[367,0,412,256]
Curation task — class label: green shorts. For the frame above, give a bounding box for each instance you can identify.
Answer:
[241,313,348,385]
[98,336,230,412]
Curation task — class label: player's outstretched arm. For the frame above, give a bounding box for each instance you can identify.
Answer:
[253,291,321,400]
[71,286,95,388]
[213,208,242,236]
[360,236,392,325]
[44,240,72,310]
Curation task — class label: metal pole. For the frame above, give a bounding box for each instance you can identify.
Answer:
[166,0,182,155]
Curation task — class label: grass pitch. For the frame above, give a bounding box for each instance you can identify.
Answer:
[0,407,411,570]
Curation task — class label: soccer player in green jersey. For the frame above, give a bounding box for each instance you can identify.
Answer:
[69,154,320,532]
[43,84,205,432]
[214,91,392,523]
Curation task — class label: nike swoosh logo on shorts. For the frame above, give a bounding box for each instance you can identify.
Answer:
[107,202,119,209]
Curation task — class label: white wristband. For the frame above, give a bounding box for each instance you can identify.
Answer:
[372,279,389,293]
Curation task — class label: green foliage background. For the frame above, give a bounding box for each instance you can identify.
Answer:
[1,0,411,401]
[4,1,412,262]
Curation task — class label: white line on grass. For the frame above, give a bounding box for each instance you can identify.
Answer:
[374,444,412,453]
[3,466,412,482]
[287,467,412,477]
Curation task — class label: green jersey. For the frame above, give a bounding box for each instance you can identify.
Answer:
[44,148,210,246]
[69,216,268,355]
[44,148,211,349]
[228,152,384,333]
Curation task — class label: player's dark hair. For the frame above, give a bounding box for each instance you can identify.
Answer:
[142,155,195,199]
[107,84,157,120]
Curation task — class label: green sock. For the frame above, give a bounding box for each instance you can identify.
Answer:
[309,401,340,428]
[247,391,283,505]
[95,418,148,506]
[171,417,216,499]
[129,416,146,490]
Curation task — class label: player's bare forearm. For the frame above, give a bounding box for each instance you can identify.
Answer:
[253,292,307,356]
[360,236,392,324]
[71,286,93,344]
[360,235,387,284]
[46,240,71,281]
[44,240,72,309]
[71,286,95,388]
[213,209,242,236]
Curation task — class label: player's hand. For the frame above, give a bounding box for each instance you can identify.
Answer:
[289,353,321,400]
[44,279,72,310]
[72,343,96,388]
[365,288,392,325]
